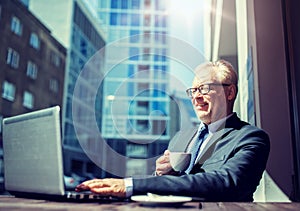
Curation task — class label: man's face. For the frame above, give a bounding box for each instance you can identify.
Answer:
[191,70,229,125]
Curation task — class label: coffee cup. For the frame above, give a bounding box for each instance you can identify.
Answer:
[169,152,191,172]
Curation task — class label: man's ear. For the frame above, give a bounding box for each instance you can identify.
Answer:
[227,84,237,101]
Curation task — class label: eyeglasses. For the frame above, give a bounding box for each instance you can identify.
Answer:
[186,83,231,98]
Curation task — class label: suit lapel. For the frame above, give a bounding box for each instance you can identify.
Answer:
[196,126,235,165]
[183,127,198,151]
[168,127,198,152]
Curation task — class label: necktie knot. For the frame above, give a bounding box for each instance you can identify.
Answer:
[198,124,208,139]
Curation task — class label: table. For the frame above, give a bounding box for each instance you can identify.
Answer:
[0,195,300,210]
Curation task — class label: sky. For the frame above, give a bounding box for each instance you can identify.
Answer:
[168,0,210,92]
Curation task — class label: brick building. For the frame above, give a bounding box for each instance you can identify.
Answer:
[0,0,66,191]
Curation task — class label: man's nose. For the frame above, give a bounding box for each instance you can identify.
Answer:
[192,94,204,105]
[193,90,204,98]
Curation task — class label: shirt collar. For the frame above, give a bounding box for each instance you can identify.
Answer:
[203,112,234,133]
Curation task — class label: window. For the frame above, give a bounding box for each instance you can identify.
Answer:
[51,52,61,67]
[29,33,40,49]
[49,78,59,93]
[110,13,118,25]
[2,81,16,101]
[121,0,128,9]
[80,38,87,56]
[131,13,140,26]
[111,0,118,8]
[161,49,167,61]
[23,91,34,109]
[145,0,151,8]
[120,13,128,26]
[129,47,139,61]
[11,16,22,35]
[152,119,167,135]
[130,30,140,42]
[6,48,20,69]
[144,31,151,43]
[137,101,149,114]
[131,0,140,9]
[144,14,151,26]
[128,64,135,77]
[143,48,150,60]
[126,144,147,158]
[26,61,38,79]
[0,115,2,134]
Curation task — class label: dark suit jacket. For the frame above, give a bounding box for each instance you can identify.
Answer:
[132,113,270,201]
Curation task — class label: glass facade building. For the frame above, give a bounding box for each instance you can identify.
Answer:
[96,0,170,176]
[59,1,106,178]
[29,0,106,178]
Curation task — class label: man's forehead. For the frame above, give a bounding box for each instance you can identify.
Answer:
[192,78,213,87]
[192,69,214,86]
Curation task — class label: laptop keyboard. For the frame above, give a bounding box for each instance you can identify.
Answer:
[65,191,126,202]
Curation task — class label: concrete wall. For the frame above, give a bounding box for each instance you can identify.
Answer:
[247,0,294,199]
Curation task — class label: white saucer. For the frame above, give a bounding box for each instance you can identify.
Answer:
[131,194,192,206]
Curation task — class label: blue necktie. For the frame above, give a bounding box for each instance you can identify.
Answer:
[185,124,209,174]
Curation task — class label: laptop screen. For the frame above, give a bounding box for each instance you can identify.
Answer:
[2,106,65,196]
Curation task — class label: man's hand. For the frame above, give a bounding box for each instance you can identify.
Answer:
[75,178,126,198]
[155,150,177,176]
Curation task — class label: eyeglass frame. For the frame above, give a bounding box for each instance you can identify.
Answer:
[186,83,231,98]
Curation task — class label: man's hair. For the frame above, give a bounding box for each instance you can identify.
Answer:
[211,60,238,87]
[194,59,239,103]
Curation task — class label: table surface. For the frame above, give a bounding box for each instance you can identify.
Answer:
[0,195,300,211]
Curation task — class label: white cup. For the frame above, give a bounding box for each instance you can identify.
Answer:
[169,152,191,172]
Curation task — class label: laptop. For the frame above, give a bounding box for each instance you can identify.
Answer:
[2,106,120,202]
